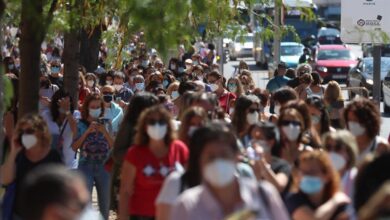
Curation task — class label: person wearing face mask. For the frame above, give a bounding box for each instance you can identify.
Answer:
[171,121,289,220]
[101,86,124,136]
[184,59,193,73]
[168,58,179,73]
[286,150,350,220]
[72,94,114,220]
[247,122,292,198]
[84,73,101,94]
[306,96,332,136]
[119,106,189,220]
[49,61,64,88]
[19,165,102,220]
[207,71,236,113]
[191,54,202,67]
[133,75,146,93]
[323,130,358,200]
[1,114,63,219]
[178,107,209,146]
[227,77,244,98]
[124,68,140,91]
[113,71,134,108]
[232,95,261,144]
[191,65,205,81]
[104,71,114,86]
[343,98,389,163]
[39,72,60,113]
[277,107,306,165]
[41,90,79,169]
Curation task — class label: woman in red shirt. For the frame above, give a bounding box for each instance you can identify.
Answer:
[119,105,189,220]
[207,71,236,113]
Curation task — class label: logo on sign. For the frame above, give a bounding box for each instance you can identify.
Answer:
[357,15,382,26]
[363,0,375,5]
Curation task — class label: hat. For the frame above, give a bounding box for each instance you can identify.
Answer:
[278,62,287,69]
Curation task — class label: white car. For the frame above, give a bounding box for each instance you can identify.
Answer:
[228,33,254,60]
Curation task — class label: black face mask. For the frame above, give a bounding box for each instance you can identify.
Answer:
[103,94,113,103]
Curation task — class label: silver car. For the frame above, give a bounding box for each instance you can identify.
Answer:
[228,33,254,61]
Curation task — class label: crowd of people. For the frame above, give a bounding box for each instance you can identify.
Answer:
[1,32,390,220]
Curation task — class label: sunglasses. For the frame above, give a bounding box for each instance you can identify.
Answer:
[280,120,301,126]
[148,119,166,125]
[20,128,36,134]
[248,108,260,113]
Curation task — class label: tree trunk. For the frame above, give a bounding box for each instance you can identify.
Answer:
[63,29,80,109]
[0,0,5,161]
[79,25,102,72]
[18,0,45,118]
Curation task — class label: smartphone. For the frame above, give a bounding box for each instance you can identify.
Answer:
[97,118,109,125]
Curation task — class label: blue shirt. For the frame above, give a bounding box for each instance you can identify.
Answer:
[104,102,124,135]
[266,75,290,93]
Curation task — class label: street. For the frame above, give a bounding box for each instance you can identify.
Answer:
[223,57,390,139]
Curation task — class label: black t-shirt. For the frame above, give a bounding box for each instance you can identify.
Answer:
[271,157,291,177]
[13,149,63,214]
[286,191,348,220]
[287,78,300,88]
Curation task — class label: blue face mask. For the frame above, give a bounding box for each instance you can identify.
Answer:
[51,66,61,74]
[178,67,185,73]
[163,80,169,88]
[300,175,324,195]
[8,64,14,70]
[89,108,101,119]
[135,82,145,91]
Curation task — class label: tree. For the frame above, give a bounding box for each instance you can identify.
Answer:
[18,0,57,117]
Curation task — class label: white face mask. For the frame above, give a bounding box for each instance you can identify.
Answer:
[246,112,259,125]
[185,64,192,70]
[209,83,219,92]
[229,107,235,115]
[187,126,199,137]
[170,64,176,70]
[171,91,180,100]
[256,140,271,152]
[348,121,366,136]
[204,159,236,188]
[147,124,168,140]
[282,124,301,141]
[89,108,101,119]
[274,105,281,115]
[87,80,94,88]
[114,84,123,91]
[21,134,38,150]
[328,151,346,171]
[106,80,113,85]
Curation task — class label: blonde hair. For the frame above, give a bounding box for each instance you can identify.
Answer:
[167,81,180,96]
[15,114,51,148]
[322,130,358,169]
[324,80,343,103]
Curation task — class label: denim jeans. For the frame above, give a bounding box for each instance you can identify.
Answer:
[78,163,111,220]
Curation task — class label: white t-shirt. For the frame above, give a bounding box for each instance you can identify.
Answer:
[156,171,184,205]
[41,110,80,169]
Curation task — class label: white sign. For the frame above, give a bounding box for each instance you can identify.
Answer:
[341,0,390,43]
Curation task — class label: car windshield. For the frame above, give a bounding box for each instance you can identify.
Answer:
[318,28,340,36]
[281,45,303,56]
[363,59,390,74]
[235,36,253,43]
[317,49,353,60]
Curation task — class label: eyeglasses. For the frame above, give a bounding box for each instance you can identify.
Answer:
[248,108,260,113]
[148,119,166,125]
[280,120,301,126]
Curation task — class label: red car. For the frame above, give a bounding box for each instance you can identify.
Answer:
[315,45,358,82]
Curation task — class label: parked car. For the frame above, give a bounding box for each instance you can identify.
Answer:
[363,44,390,57]
[314,45,358,82]
[280,42,305,68]
[228,33,254,60]
[317,27,342,45]
[347,57,390,99]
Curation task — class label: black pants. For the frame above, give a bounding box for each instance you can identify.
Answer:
[130,216,155,220]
